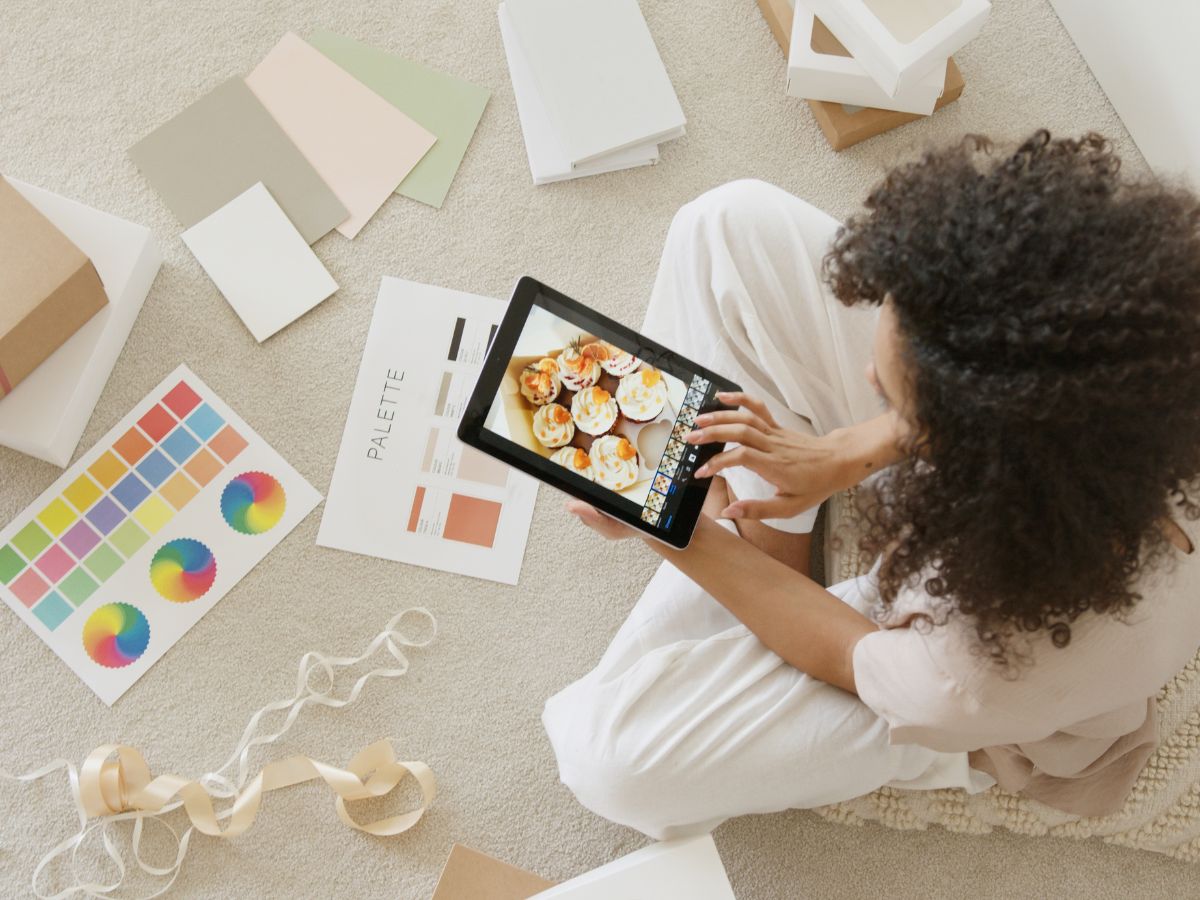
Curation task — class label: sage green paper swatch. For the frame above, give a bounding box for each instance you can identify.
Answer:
[308,30,490,209]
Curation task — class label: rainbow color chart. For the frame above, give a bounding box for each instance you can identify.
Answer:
[0,365,321,704]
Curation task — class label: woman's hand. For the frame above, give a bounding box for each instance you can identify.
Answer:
[686,392,906,521]
[566,499,640,540]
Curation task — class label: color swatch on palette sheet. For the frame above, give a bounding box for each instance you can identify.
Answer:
[0,365,324,705]
[181,182,338,342]
[245,33,437,238]
[307,29,490,208]
[128,77,347,244]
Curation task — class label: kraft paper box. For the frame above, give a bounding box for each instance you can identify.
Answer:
[757,0,966,151]
[805,0,988,96]
[0,176,107,397]
[431,844,555,900]
[788,3,945,115]
[809,60,965,151]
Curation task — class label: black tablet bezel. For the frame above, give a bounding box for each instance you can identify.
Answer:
[458,276,740,549]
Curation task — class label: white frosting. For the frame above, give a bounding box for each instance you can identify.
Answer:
[616,368,669,422]
[532,403,575,448]
[598,343,641,376]
[589,435,640,491]
[557,345,601,391]
[571,386,618,435]
[519,358,561,406]
[551,446,594,480]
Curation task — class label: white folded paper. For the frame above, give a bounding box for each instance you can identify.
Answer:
[0,179,161,467]
[531,835,736,899]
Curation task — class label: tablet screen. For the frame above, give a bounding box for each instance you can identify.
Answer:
[478,291,725,534]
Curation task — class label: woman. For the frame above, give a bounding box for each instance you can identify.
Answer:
[541,132,1200,839]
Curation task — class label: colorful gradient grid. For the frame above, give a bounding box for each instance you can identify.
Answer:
[150,538,217,603]
[220,472,287,535]
[0,379,248,634]
[82,602,150,668]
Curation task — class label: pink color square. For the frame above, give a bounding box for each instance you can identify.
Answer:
[35,544,75,583]
[62,519,101,559]
[138,404,177,442]
[11,568,50,607]
[162,381,202,418]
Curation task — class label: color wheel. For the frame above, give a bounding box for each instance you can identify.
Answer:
[150,538,217,602]
[83,603,150,668]
[221,471,286,535]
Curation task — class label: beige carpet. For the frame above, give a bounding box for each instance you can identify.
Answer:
[1,0,1196,896]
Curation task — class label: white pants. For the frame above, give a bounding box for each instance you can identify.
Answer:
[542,181,992,840]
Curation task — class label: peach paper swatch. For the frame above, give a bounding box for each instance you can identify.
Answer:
[245,33,436,239]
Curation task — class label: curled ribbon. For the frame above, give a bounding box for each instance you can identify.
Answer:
[1,606,438,899]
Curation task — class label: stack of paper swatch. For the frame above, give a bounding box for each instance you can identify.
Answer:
[129,31,490,342]
[497,0,686,185]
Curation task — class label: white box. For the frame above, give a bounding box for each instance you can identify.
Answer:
[788,3,945,114]
[806,0,989,96]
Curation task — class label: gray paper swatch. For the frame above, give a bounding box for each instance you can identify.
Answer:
[128,78,347,243]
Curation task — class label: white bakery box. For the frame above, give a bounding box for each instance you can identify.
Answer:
[804,0,990,96]
[788,2,946,115]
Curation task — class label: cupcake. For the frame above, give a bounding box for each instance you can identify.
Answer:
[551,446,594,481]
[589,435,640,491]
[596,342,641,377]
[571,386,618,435]
[532,403,575,448]
[557,340,601,391]
[520,358,561,406]
[616,367,669,422]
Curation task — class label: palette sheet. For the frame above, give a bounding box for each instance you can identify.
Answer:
[317,278,537,585]
[0,366,321,704]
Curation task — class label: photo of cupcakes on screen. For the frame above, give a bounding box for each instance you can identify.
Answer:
[520,358,561,406]
[557,339,602,391]
[590,435,640,490]
[533,403,575,448]
[572,386,618,436]
[616,367,669,423]
[552,446,594,481]
[596,341,641,376]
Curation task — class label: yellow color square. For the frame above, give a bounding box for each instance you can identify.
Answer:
[160,472,199,511]
[36,498,77,536]
[63,474,103,513]
[88,451,127,489]
[132,495,174,534]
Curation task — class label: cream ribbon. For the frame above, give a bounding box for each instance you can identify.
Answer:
[1,606,438,899]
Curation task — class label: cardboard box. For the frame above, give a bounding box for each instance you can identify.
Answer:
[431,844,555,900]
[788,4,945,115]
[808,59,965,150]
[0,176,107,398]
[805,0,988,96]
[758,0,966,151]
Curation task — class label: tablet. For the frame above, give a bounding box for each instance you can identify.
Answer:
[458,277,740,548]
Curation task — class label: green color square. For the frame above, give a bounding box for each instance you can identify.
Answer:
[58,568,99,606]
[0,545,25,584]
[12,521,52,560]
[109,520,149,558]
[83,544,123,582]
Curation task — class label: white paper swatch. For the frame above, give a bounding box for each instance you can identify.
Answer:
[181,183,338,343]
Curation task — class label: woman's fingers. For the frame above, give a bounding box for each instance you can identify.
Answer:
[715,391,779,429]
[694,445,770,479]
[684,423,771,450]
[722,496,807,521]
[692,408,772,434]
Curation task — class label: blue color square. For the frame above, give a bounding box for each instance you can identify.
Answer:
[32,591,73,630]
[136,449,175,487]
[111,473,151,512]
[160,426,201,464]
[85,496,125,534]
[185,404,224,442]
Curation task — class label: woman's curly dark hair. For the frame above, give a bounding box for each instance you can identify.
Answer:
[823,130,1200,665]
